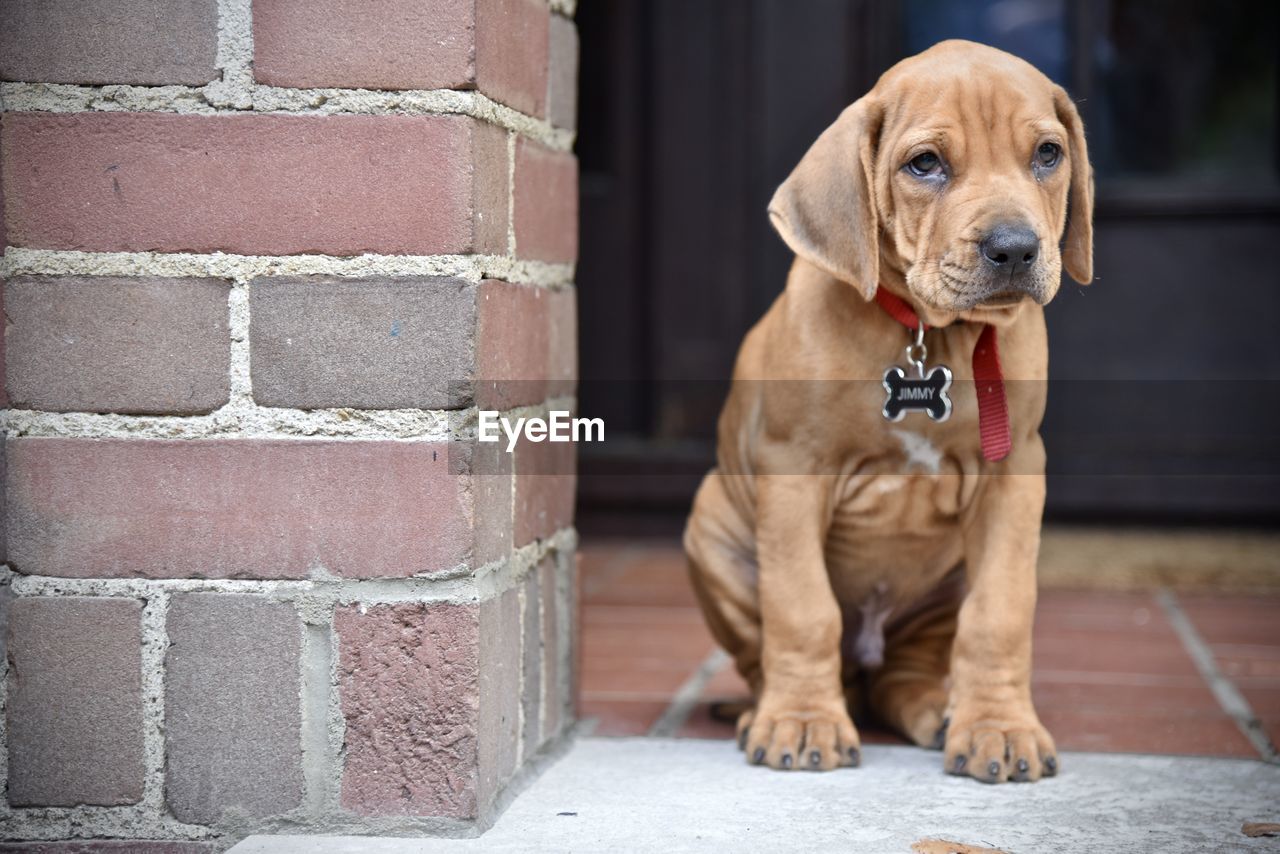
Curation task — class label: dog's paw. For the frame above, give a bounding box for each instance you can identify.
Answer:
[738,698,860,771]
[943,702,1057,784]
[891,683,950,749]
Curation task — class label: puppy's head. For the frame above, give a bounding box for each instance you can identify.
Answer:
[769,40,1093,321]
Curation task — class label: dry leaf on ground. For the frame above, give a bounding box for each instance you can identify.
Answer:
[912,839,1009,854]
[1243,822,1280,838]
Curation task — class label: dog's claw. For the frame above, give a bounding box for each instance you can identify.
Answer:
[743,703,858,771]
[930,717,950,750]
[1044,755,1058,776]
[942,708,1055,784]
[848,747,861,767]
[738,728,749,750]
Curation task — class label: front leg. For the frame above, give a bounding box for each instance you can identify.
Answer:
[742,472,860,771]
[945,437,1058,783]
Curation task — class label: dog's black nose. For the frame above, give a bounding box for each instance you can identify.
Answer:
[979,225,1039,275]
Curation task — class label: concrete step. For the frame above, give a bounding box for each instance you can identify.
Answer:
[229,736,1280,853]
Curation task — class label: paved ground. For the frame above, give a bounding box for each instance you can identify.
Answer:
[232,530,1280,852]
[579,535,1280,759]
[231,738,1280,853]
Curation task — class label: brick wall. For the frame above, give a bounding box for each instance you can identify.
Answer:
[0,0,579,847]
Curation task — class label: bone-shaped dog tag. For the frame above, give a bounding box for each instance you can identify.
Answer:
[882,365,953,422]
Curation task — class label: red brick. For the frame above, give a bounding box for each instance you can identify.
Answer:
[1031,677,1222,715]
[477,587,521,807]
[547,286,577,397]
[514,433,576,546]
[6,597,145,806]
[540,555,564,742]
[547,15,579,130]
[5,438,471,579]
[1,112,506,256]
[521,569,544,754]
[5,275,230,414]
[514,139,578,263]
[675,703,738,740]
[476,0,550,117]
[336,602,481,818]
[579,699,667,737]
[582,650,709,698]
[1032,630,1201,678]
[472,438,514,566]
[165,595,304,824]
[581,606,713,658]
[477,280,551,410]
[473,120,512,254]
[580,545,696,608]
[253,0,548,117]
[0,0,218,86]
[1037,708,1255,757]
[253,0,476,91]
[1240,684,1280,717]
[1178,594,1280,647]
[250,276,477,410]
[571,551,582,721]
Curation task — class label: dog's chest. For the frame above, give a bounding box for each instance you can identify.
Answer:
[824,485,965,667]
[831,426,972,525]
[821,430,973,627]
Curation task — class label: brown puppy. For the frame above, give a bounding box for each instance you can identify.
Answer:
[683,40,1093,783]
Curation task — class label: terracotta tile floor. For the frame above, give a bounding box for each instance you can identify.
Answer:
[578,538,1280,759]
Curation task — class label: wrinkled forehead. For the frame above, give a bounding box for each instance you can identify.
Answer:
[876,55,1062,156]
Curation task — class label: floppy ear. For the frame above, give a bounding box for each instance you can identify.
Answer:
[1054,87,1094,285]
[768,96,884,300]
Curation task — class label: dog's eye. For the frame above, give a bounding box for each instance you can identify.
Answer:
[906,152,942,177]
[1035,142,1061,169]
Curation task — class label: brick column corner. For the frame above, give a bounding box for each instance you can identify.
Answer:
[0,0,579,845]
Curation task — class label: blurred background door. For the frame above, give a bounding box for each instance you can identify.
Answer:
[575,0,1280,534]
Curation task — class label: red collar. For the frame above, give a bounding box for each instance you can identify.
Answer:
[873,288,1012,462]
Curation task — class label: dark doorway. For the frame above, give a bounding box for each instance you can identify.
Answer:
[575,0,1280,534]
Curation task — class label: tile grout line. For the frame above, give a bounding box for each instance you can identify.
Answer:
[516,580,529,766]
[536,568,549,750]
[0,247,576,289]
[2,527,578,606]
[138,592,172,819]
[647,648,731,738]
[507,130,518,258]
[211,0,254,104]
[0,394,578,441]
[1156,588,1279,764]
[0,83,575,153]
[299,619,336,817]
